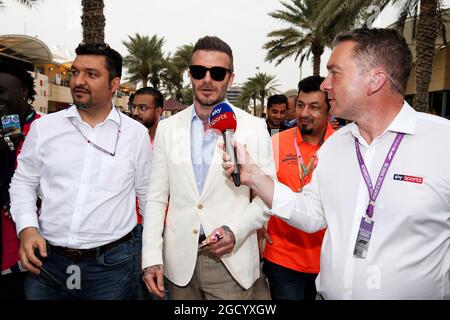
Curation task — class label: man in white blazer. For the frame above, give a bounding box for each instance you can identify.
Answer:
[142,36,275,299]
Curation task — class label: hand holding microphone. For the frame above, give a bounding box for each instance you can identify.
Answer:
[212,103,276,207]
[209,102,241,186]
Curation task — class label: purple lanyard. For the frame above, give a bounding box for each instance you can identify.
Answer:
[355,132,405,219]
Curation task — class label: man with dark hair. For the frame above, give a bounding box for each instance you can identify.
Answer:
[142,35,274,300]
[131,87,164,144]
[75,42,123,80]
[130,86,164,300]
[266,94,288,136]
[0,61,40,299]
[262,76,333,300]
[224,28,450,299]
[9,43,152,299]
[280,95,297,131]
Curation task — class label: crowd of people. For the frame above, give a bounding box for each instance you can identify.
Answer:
[0,27,449,300]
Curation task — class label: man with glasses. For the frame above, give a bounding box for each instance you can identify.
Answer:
[131,87,164,145]
[142,36,274,300]
[130,86,164,300]
[9,43,152,299]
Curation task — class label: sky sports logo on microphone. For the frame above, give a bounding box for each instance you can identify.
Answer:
[211,106,222,117]
[393,174,423,184]
[209,102,237,133]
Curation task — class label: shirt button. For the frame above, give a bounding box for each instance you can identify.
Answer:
[197,204,203,210]
[193,229,198,234]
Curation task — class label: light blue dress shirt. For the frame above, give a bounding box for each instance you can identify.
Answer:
[191,107,218,236]
[191,107,218,195]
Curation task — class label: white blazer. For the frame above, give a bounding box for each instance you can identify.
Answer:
[142,104,275,289]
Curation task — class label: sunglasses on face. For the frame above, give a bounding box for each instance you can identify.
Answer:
[189,65,232,81]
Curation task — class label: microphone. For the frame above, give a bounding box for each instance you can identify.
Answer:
[209,102,240,187]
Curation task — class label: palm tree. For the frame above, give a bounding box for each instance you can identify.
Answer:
[316,0,444,113]
[411,0,441,113]
[0,0,41,8]
[252,72,280,116]
[181,85,194,106]
[264,0,366,76]
[122,33,166,88]
[160,44,194,101]
[239,73,279,117]
[161,54,184,100]
[239,80,259,115]
[172,44,194,75]
[81,0,105,43]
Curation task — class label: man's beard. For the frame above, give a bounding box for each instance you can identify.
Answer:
[300,125,313,135]
[142,118,155,129]
[267,118,281,128]
[133,115,155,129]
[72,86,93,110]
[193,86,226,107]
[74,102,92,110]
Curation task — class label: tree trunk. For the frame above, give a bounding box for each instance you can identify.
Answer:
[252,97,257,116]
[150,77,159,89]
[141,76,147,87]
[311,45,324,76]
[81,0,105,43]
[414,0,438,113]
[175,87,183,101]
[260,95,265,118]
[312,54,321,76]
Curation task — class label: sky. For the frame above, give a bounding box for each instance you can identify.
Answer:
[1,0,448,92]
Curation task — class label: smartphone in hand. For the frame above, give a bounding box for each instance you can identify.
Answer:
[199,232,224,249]
[31,249,61,289]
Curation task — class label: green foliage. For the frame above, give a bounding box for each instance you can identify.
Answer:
[122,33,166,88]
[238,72,279,116]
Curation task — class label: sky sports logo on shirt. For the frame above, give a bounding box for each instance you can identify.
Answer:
[393,174,423,184]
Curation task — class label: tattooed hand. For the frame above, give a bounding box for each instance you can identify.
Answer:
[204,225,236,257]
[143,264,165,299]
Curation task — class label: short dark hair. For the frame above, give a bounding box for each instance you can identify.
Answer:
[297,76,325,93]
[192,36,234,72]
[75,42,123,80]
[297,76,329,111]
[0,61,36,103]
[267,94,288,109]
[333,28,412,95]
[134,86,164,108]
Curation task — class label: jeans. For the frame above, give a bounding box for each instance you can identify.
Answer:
[262,259,317,300]
[134,223,156,300]
[25,229,138,300]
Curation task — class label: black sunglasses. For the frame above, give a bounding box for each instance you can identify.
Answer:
[189,65,232,81]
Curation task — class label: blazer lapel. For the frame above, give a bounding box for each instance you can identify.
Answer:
[179,106,200,198]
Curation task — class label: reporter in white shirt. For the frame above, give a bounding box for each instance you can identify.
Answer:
[223,28,450,300]
[9,43,152,299]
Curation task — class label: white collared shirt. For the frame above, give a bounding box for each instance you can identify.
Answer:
[271,102,450,299]
[10,105,152,249]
